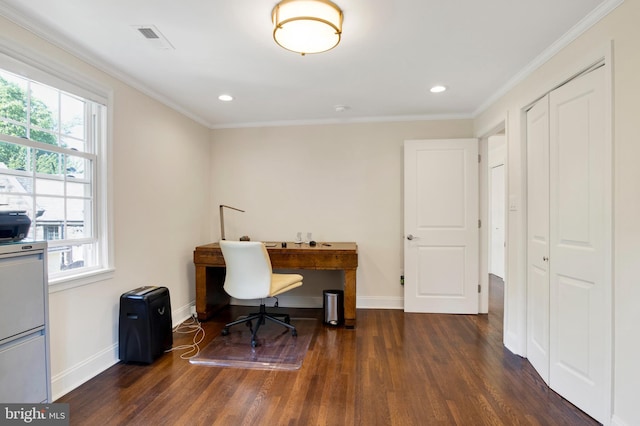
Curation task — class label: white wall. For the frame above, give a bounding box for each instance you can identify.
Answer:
[210,120,474,308]
[5,3,637,422]
[474,1,640,424]
[0,16,212,400]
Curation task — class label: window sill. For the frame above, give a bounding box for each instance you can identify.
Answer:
[49,267,115,293]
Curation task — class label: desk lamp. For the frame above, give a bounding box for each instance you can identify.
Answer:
[219,204,248,241]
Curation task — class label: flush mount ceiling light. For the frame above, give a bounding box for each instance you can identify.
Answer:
[272,0,343,56]
[430,85,447,93]
[218,94,233,102]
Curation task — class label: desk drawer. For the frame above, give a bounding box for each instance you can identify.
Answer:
[269,252,358,269]
[193,251,225,266]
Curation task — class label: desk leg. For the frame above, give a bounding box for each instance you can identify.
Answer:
[195,265,209,321]
[344,268,356,329]
[195,265,229,321]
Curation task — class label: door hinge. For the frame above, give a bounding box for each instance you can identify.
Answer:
[478,154,481,163]
[478,284,481,293]
[478,219,481,228]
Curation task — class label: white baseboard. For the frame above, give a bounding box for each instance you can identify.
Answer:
[51,343,118,401]
[611,414,630,426]
[230,296,405,310]
[356,296,404,310]
[503,330,525,358]
[172,302,194,326]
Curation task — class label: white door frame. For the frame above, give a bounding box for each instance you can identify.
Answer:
[478,123,507,315]
[488,140,506,279]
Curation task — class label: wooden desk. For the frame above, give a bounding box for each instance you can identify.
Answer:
[193,242,358,328]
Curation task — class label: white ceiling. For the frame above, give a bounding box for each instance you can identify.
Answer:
[0,0,608,128]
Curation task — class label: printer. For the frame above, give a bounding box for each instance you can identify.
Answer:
[0,210,31,241]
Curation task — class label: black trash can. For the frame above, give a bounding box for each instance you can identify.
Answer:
[119,286,173,364]
[323,289,344,326]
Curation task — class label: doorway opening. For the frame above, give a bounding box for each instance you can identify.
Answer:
[480,125,506,322]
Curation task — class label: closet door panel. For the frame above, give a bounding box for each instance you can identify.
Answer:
[549,66,607,423]
[526,95,550,383]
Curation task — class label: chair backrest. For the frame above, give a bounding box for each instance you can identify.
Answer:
[219,240,273,300]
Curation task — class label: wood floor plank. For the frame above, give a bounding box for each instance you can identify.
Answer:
[57,276,598,425]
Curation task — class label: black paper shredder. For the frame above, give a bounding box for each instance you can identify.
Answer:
[119,286,172,364]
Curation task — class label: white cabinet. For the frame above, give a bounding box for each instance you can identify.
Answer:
[0,241,50,403]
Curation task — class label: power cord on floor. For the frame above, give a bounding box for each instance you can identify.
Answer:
[165,314,205,359]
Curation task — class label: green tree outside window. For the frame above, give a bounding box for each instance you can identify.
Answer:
[0,74,61,174]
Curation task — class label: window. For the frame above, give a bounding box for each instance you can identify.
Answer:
[0,60,110,283]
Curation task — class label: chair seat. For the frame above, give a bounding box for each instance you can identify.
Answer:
[219,240,303,347]
[270,273,303,297]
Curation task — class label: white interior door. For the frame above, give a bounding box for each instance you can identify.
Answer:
[404,138,479,314]
[548,66,608,423]
[526,95,551,384]
[489,164,505,278]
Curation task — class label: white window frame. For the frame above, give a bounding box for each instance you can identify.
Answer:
[0,41,114,291]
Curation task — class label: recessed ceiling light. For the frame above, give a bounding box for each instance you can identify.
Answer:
[218,94,233,102]
[430,85,447,93]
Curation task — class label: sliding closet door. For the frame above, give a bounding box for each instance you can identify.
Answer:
[548,66,607,423]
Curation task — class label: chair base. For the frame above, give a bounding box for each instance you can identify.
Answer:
[221,303,297,347]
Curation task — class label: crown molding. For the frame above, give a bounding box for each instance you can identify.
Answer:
[0,5,470,131]
[0,0,622,130]
[210,112,474,130]
[473,0,624,118]
[0,4,211,128]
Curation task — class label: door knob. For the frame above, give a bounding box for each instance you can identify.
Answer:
[407,234,415,240]
[543,256,549,261]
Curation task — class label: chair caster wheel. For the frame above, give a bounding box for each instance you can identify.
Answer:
[221,328,229,336]
[284,316,290,324]
[251,340,258,348]
[291,329,297,337]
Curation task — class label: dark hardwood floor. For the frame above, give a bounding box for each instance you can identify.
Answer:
[58,276,598,425]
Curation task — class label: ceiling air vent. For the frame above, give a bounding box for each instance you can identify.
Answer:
[138,27,160,39]
[132,25,174,50]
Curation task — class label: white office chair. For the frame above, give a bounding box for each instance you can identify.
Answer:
[219,240,303,347]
